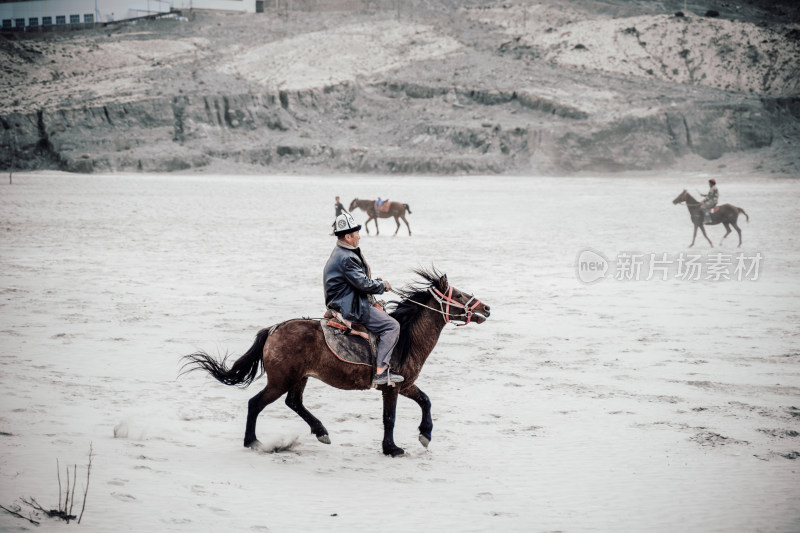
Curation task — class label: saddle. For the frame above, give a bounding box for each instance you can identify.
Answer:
[375,201,391,213]
[701,206,719,223]
[320,310,378,368]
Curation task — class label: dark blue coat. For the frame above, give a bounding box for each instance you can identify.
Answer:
[323,244,386,324]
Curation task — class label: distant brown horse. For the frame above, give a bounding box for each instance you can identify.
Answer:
[672,190,749,247]
[348,198,412,236]
[181,268,489,457]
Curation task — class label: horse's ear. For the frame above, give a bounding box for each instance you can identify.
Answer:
[438,274,448,291]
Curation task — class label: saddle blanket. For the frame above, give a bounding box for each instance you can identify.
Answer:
[319,319,374,367]
[375,202,391,213]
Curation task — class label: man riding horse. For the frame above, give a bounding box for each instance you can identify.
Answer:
[324,212,403,386]
[699,178,719,224]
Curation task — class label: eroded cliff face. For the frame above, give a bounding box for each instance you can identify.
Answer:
[1,2,798,175]
[1,82,789,175]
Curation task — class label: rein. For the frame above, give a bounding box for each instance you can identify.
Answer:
[407,286,482,326]
[678,193,703,207]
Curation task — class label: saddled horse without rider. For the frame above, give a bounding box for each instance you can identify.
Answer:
[181,268,489,457]
[348,198,412,236]
[672,190,749,247]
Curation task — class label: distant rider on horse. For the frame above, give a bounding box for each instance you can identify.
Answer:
[700,178,719,223]
[324,212,403,386]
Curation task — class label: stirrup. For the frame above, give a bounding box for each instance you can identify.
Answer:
[372,369,404,388]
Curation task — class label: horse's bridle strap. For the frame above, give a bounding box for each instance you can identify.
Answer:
[430,287,482,326]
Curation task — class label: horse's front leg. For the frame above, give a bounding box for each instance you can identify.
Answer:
[285,377,330,444]
[401,385,432,448]
[373,216,380,236]
[690,225,698,247]
[381,387,404,456]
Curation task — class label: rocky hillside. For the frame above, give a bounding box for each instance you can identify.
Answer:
[1,0,799,175]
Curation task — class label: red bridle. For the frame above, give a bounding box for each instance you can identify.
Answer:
[430,286,482,326]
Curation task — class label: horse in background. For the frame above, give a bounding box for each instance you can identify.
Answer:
[348,198,412,236]
[672,190,749,247]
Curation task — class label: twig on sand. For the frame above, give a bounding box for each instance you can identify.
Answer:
[21,495,76,522]
[7,443,94,525]
[0,504,40,525]
[78,443,93,524]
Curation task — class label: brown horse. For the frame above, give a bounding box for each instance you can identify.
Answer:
[348,198,412,236]
[181,268,489,457]
[672,190,749,248]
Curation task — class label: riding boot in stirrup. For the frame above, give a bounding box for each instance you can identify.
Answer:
[372,368,404,386]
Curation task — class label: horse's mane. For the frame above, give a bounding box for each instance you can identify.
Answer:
[387,267,447,365]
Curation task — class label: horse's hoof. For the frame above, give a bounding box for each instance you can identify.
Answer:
[383,446,405,457]
[245,439,264,451]
[317,434,331,445]
[419,434,430,448]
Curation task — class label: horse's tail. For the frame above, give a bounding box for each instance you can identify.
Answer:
[180,327,272,388]
[738,207,749,223]
[404,203,412,214]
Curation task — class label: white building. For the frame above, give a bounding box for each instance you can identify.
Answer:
[1,0,257,31]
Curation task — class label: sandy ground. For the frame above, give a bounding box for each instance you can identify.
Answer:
[1,172,799,532]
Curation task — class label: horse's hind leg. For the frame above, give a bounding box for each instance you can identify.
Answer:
[732,221,743,247]
[401,385,432,448]
[285,377,330,444]
[699,225,713,247]
[244,383,287,449]
[393,216,401,236]
[401,215,411,236]
[720,222,732,246]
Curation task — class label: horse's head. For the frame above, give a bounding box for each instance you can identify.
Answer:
[348,198,359,211]
[672,190,689,205]
[430,272,490,325]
